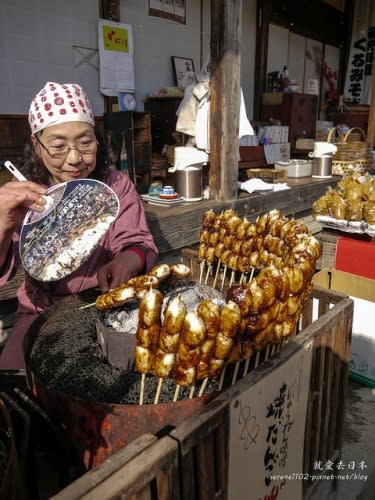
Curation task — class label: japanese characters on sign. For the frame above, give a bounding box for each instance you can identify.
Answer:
[228,343,313,500]
[345,30,375,104]
[343,0,375,104]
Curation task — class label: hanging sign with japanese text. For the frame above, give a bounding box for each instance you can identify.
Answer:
[228,341,313,500]
[343,0,375,104]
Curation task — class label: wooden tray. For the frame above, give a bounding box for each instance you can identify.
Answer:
[244,167,287,183]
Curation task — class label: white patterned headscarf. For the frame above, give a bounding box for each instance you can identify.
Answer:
[28,81,95,134]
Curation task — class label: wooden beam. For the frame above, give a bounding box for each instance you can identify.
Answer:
[209,0,242,201]
[254,0,271,120]
[99,0,120,113]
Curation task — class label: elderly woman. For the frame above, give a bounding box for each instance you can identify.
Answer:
[0,82,157,369]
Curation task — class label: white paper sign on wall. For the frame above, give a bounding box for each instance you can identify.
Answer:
[98,18,135,96]
[307,79,320,95]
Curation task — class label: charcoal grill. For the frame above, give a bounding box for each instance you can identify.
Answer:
[22,290,217,470]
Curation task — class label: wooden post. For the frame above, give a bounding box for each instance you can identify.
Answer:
[367,66,375,148]
[209,0,242,201]
[99,0,120,113]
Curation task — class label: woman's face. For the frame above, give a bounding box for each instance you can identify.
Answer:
[33,121,97,185]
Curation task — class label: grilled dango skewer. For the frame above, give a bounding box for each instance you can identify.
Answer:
[154,294,186,401]
[95,286,136,310]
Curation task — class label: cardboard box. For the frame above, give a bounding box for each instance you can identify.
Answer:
[313,268,375,388]
[239,146,265,162]
[264,143,290,164]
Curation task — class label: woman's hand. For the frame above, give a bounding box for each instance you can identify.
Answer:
[97,249,145,292]
[0,179,48,268]
[0,180,48,230]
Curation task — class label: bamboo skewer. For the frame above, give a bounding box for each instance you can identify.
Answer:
[199,261,205,284]
[265,344,270,361]
[79,295,137,310]
[154,378,163,404]
[229,270,236,287]
[189,385,195,399]
[198,377,208,397]
[231,361,240,386]
[271,344,276,357]
[139,374,145,405]
[239,272,246,284]
[220,266,228,291]
[173,384,181,402]
[204,264,212,285]
[254,351,260,369]
[218,365,226,390]
[243,356,251,377]
[79,302,96,310]
[249,267,255,282]
[212,260,222,289]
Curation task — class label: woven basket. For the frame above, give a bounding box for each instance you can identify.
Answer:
[328,127,373,175]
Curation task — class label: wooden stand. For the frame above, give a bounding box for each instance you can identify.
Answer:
[52,255,353,500]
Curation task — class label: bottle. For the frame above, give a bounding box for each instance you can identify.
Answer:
[282,66,290,92]
[119,132,129,175]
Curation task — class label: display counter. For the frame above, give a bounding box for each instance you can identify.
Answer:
[144,176,340,257]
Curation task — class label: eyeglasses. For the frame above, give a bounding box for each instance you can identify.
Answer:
[35,135,98,160]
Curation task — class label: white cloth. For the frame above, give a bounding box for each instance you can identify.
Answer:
[176,80,254,153]
[195,95,210,151]
[237,179,290,194]
[168,146,209,173]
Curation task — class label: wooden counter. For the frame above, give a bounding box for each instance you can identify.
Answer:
[144,176,339,256]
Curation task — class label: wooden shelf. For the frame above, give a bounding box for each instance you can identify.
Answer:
[261,93,318,148]
[103,111,152,192]
[144,97,183,154]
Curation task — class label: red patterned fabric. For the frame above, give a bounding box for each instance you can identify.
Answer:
[28,81,95,133]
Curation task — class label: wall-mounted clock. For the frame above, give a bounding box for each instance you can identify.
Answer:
[118,92,136,111]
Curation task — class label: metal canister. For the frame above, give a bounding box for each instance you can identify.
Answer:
[312,156,333,178]
[175,166,203,200]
